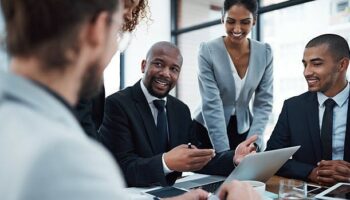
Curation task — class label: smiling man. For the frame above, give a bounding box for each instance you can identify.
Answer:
[141,42,181,98]
[266,34,350,186]
[99,41,258,187]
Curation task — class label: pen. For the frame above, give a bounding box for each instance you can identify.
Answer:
[187,142,192,149]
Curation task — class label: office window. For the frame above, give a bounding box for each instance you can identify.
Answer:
[104,52,121,96]
[178,0,223,29]
[177,25,223,112]
[260,0,350,136]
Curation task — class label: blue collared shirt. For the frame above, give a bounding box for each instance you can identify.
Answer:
[317,83,349,160]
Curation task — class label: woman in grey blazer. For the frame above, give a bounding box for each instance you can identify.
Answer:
[194,0,273,153]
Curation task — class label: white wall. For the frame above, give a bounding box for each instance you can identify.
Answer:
[123,0,171,88]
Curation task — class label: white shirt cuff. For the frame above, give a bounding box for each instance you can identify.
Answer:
[162,153,173,175]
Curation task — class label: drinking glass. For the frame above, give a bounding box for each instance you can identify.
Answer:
[279,179,307,199]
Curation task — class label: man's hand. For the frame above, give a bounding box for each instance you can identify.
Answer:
[218,180,262,200]
[233,135,258,165]
[307,167,319,184]
[315,160,350,186]
[165,189,208,200]
[164,144,215,172]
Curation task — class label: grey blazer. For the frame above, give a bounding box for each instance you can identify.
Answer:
[194,37,273,152]
[0,71,144,200]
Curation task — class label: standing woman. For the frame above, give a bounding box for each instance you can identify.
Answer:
[194,0,273,153]
[76,0,149,138]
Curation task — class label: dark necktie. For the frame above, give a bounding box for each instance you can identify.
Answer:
[153,100,168,153]
[321,98,336,160]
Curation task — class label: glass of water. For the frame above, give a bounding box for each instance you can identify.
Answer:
[279,179,307,199]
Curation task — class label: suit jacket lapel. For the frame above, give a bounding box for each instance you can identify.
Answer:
[305,87,350,162]
[343,86,350,161]
[218,37,236,102]
[236,39,264,104]
[306,92,322,162]
[166,98,178,149]
[237,39,255,102]
[132,81,159,153]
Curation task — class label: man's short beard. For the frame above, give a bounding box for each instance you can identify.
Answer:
[146,82,171,99]
[79,61,103,100]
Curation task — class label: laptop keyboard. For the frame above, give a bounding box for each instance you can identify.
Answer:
[191,181,224,193]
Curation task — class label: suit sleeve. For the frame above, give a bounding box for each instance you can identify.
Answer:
[191,121,235,176]
[248,43,273,149]
[99,96,178,187]
[198,42,230,153]
[197,151,235,176]
[266,100,314,181]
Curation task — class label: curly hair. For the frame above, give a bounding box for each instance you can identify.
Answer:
[122,0,149,32]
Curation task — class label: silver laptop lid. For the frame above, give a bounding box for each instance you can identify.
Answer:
[225,146,300,183]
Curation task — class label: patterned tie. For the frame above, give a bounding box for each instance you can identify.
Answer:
[321,98,336,160]
[153,100,168,153]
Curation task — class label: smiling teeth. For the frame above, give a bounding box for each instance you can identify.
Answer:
[233,33,242,37]
[155,79,168,86]
[307,79,318,83]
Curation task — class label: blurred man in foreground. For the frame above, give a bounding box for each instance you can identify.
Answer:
[0,0,259,199]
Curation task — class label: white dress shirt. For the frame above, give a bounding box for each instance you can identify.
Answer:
[317,83,349,160]
[140,81,173,174]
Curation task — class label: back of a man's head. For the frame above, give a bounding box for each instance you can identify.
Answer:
[305,34,350,61]
[1,0,120,68]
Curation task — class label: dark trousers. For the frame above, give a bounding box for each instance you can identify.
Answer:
[194,116,248,150]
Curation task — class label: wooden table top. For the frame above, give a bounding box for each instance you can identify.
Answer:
[266,175,286,194]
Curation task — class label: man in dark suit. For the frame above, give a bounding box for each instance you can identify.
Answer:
[75,93,104,138]
[266,34,350,186]
[99,41,258,187]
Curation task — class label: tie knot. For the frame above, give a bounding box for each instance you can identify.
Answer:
[324,98,336,109]
[153,100,166,110]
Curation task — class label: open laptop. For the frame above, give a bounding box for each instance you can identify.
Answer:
[173,146,300,193]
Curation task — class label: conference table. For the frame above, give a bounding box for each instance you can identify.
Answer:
[189,174,319,199]
[127,174,322,199]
